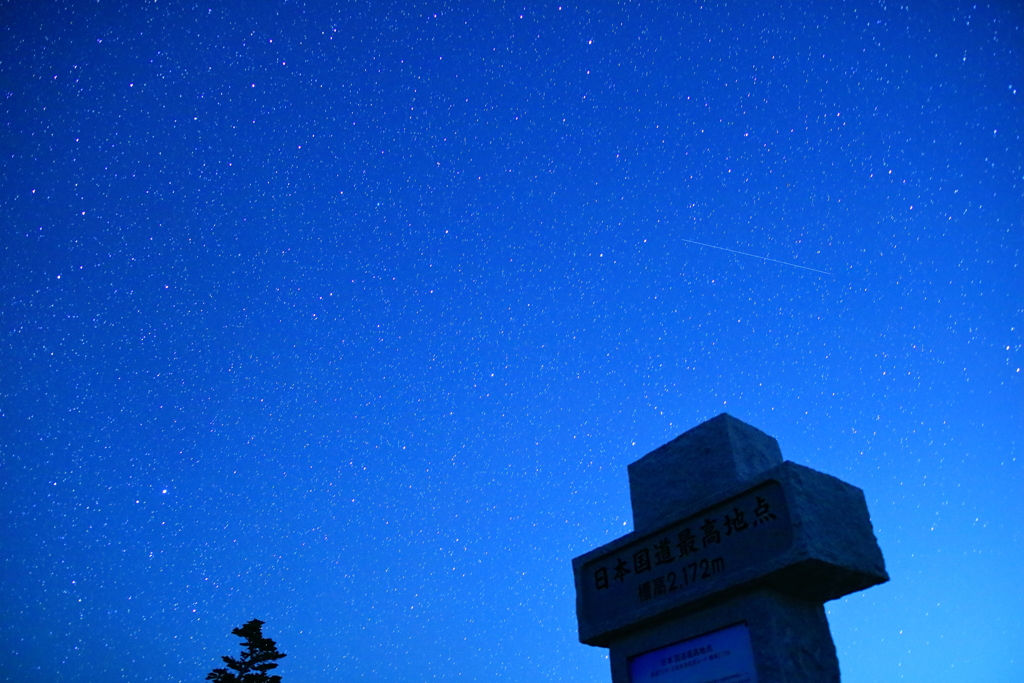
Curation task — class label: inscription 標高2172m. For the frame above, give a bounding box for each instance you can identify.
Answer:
[636,556,727,604]
[580,481,793,611]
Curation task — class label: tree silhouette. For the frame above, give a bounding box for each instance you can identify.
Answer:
[206,619,287,683]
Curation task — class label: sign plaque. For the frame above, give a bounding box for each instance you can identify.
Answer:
[629,623,757,683]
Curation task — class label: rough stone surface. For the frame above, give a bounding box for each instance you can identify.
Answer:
[628,413,783,533]
[765,463,889,601]
[607,588,840,683]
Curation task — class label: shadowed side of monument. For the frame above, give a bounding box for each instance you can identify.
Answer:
[572,414,888,683]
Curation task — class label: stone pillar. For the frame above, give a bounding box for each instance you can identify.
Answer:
[572,414,888,683]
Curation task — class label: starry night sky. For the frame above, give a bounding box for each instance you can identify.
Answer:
[2,1,1021,682]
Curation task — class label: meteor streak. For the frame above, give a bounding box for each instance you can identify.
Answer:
[680,238,833,276]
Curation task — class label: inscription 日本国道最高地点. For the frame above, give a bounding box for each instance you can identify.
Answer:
[582,481,793,611]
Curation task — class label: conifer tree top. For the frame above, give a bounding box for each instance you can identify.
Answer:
[206,619,287,683]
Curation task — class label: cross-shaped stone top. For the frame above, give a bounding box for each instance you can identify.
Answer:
[628,414,783,533]
[572,413,888,647]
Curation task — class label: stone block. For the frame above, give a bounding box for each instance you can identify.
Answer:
[574,462,888,646]
[628,413,783,533]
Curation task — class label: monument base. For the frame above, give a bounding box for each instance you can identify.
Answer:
[608,588,840,683]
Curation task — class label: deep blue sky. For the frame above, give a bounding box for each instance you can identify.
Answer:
[2,1,1021,682]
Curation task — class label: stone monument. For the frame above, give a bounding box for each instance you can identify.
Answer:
[572,414,888,683]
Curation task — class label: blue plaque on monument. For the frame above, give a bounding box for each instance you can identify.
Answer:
[629,623,757,683]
